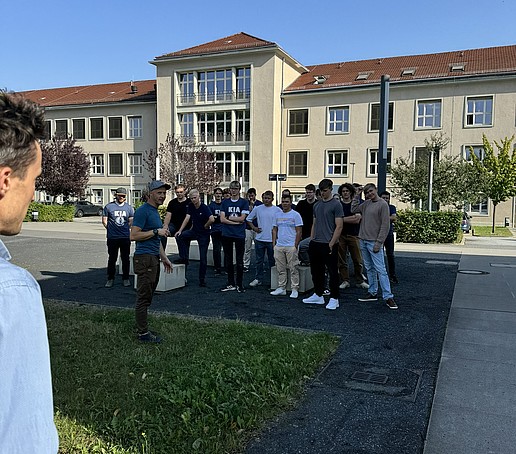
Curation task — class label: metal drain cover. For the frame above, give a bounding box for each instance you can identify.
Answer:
[317,361,422,401]
[458,269,489,275]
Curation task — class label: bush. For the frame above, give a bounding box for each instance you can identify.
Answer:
[25,202,75,222]
[395,210,462,243]
[133,201,167,220]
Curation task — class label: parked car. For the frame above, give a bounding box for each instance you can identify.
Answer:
[64,200,103,218]
[461,212,472,233]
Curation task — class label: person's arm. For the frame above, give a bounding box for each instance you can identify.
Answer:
[389,206,397,222]
[329,217,343,251]
[272,225,278,247]
[159,243,172,273]
[102,216,108,228]
[130,225,168,242]
[374,204,391,252]
[204,215,215,229]
[162,211,172,230]
[343,214,361,224]
[175,214,191,237]
[294,226,302,249]
[128,216,134,227]
[310,216,316,239]
[220,211,239,225]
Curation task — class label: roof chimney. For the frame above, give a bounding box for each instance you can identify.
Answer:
[130,81,138,94]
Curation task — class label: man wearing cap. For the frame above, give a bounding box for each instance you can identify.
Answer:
[102,187,134,288]
[130,180,172,343]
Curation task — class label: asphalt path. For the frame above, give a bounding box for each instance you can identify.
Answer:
[3,224,462,454]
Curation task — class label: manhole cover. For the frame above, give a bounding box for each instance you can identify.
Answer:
[317,361,422,401]
[458,269,489,275]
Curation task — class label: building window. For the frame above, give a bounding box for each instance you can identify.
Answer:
[326,150,348,176]
[417,100,442,128]
[288,109,309,135]
[235,152,249,182]
[180,113,194,138]
[131,189,142,203]
[467,197,489,215]
[128,153,143,175]
[179,72,195,104]
[236,110,250,142]
[368,148,393,176]
[465,145,485,162]
[55,120,68,138]
[370,102,394,131]
[216,152,232,181]
[236,67,251,100]
[44,120,51,139]
[198,112,231,143]
[128,116,142,138]
[198,69,232,102]
[288,151,308,176]
[92,189,103,205]
[90,118,104,139]
[466,96,493,126]
[90,154,104,175]
[108,117,123,139]
[108,154,123,175]
[327,106,350,134]
[72,119,85,140]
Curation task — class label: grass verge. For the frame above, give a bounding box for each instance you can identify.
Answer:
[472,226,513,237]
[46,300,338,454]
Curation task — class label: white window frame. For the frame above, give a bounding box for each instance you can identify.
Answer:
[368,147,393,177]
[288,109,309,136]
[465,96,493,127]
[464,144,485,162]
[287,150,308,177]
[92,189,103,205]
[128,116,143,139]
[466,197,489,216]
[326,149,349,177]
[327,106,350,134]
[416,99,442,129]
[90,154,105,175]
[128,153,143,175]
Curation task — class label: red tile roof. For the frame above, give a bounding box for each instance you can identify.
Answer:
[285,45,516,92]
[155,32,275,59]
[20,80,156,108]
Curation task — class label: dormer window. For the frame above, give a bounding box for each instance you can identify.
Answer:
[450,63,465,72]
[356,72,371,81]
[313,75,327,85]
[401,68,416,76]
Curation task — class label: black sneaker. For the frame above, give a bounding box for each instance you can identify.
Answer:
[385,298,398,310]
[138,331,162,343]
[214,269,222,275]
[358,292,378,302]
[243,267,249,273]
[199,280,207,287]
[236,286,246,293]
[221,285,237,292]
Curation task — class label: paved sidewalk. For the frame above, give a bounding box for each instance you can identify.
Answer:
[8,220,516,453]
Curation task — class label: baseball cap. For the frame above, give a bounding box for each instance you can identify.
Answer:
[148,180,171,192]
[115,187,127,195]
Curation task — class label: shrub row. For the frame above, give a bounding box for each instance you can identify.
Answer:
[395,210,462,243]
[24,202,75,222]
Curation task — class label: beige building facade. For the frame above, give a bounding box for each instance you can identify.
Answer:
[23,33,516,226]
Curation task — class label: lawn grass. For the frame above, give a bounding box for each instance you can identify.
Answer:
[472,226,513,237]
[46,300,339,454]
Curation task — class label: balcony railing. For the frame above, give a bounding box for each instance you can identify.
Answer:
[177,90,250,105]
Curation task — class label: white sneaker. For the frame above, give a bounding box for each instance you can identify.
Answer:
[339,281,350,289]
[326,298,340,310]
[270,287,286,296]
[249,279,262,287]
[302,293,325,305]
[290,290,299,299]
[356,281,370,289]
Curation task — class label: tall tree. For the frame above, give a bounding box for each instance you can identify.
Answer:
[144,134,221,197]
[37,136,90,201]
[469,134,516,233]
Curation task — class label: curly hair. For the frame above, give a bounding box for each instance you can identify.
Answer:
[0,91,45,178]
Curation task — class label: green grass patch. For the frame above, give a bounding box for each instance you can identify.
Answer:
[472,226,513,237]
[46,301,338,454]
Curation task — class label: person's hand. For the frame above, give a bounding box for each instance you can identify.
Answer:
[373,242,381,253]
[174,230,182,237]
[162,258,173,273]
[255,227,262,233]
[159,228,170,237]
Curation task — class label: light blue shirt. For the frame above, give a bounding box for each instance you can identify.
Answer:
[0,239,58,453]
[246,204,282,242]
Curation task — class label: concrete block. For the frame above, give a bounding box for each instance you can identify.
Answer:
[270,265,313,293]
[118,254,135,275]
[134,263,186,292]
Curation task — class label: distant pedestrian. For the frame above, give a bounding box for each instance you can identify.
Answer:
[352,183,397,309]
[130,180,173,342]
[162,184,190,263]
[175,189,215,287]
[244,187,262,272]
[271,194,303,298]
[295,183,317,265]
[102,187,134,288]
[380,191,398,283]
[208,187,224,275]
[302,179,343,310]
[0,91,59,452]
[246,190,281,287]
[219,180,250,293]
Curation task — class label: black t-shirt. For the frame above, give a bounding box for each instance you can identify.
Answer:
[341,201,360,236]
[166,198,191,229]
[295,198,317,239]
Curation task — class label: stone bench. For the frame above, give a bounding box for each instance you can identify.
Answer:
[134,263,186,292]
[270,265,313,293]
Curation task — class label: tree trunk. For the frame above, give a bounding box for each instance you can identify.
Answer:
[492,203,497,234]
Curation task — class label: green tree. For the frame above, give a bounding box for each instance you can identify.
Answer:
[37,135,90,201]
[469,134,516,233]
[390,132,485,210]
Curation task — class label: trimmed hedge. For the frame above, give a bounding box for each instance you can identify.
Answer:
[24,202,75,222]
[395,210,462,244]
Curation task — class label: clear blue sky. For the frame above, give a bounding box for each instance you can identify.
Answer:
[3,0,515,92]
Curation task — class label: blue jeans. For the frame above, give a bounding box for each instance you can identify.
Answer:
[254,240,274,281]
[176,230,210,283]
[359,239,393,300]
